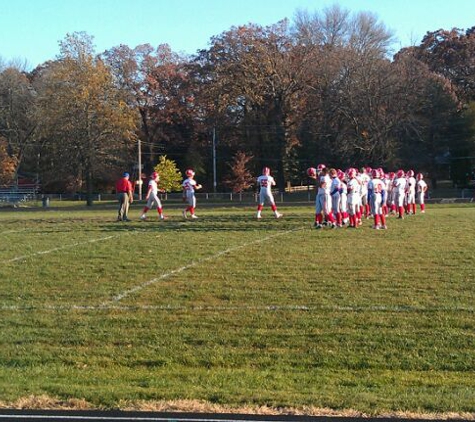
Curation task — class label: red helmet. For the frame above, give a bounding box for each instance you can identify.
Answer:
[407,169,415,177]
[396,169,405,178]
[371,168,380,179]
[337,169,345,180]
[417,173,424,180]
[185,169,195,178]
[389,171,395,179]
[262,167,271,176]
[317,164,326,173]
[151,171,159,179]
[306,167,317,178]
[347,168,357,178]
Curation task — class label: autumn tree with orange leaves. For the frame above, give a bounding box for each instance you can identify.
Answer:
[0,136,17,185]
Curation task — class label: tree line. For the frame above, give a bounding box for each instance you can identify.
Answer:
[1,5,475,204]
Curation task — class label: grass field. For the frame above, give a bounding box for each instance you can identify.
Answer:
[0,202,474,416]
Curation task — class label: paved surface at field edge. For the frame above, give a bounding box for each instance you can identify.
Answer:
[0,410,469,422]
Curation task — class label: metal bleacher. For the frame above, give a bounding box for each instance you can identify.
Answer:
[0,184,38,206]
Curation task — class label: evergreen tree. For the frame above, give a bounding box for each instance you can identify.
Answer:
[153,155,183,192]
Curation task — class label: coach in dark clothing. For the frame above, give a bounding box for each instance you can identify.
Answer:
[116,172,133,221]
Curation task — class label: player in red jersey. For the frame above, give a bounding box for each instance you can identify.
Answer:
[115,172,133,222]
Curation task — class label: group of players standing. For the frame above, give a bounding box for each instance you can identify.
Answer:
[118,164,428,229]
[253,164,428,229]
[305,164,428,230]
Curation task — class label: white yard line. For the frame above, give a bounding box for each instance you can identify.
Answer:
[103,228,300,305]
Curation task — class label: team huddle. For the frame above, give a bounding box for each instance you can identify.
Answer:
[305,164,428,230]
[118,165,428,228]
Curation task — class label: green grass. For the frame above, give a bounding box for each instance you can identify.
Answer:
[0,203,474,414]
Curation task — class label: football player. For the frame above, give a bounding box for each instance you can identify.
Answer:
[338,169,349,226]
[256,167,282,219]
[182,169,202,219]
[393,169,407,219]
[330,168,343,227]
[406,170,417,215]
[346,168,360,228]
[416,173,428,213]
[359,167,371,219]
[312,165,336,229]
[140,172,166,221]
[368,168,387,229]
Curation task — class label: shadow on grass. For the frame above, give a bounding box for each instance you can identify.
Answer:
[99,213,307,233]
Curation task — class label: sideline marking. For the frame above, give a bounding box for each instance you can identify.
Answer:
[1,229,29,235]
[103,228,302,305]
[1,303,473,313]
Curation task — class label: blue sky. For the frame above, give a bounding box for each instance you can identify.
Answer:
[1,0,474,69]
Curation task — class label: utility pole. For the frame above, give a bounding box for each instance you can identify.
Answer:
[137,138,143,200]
[212,127,217,193]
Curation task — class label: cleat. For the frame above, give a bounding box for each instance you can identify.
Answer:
[275,213,283,219]
[314,223,323,229]
[191,214,198,219]
[140,215,146,220]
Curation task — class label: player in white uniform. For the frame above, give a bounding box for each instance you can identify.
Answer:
[380,171,390,217]
[256,167,282,219]
[312,164,336,229]
[368,168,387,229]
[387,172,396,215]
[405,170,417,215]
[346,168,360,228]
[393,169,407,219]
[416,173,428,213]
[330,168,342,226]
[140,172,166,221]
[338,169,349,226]
[359,167,371,219]
[182,169,202,219]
